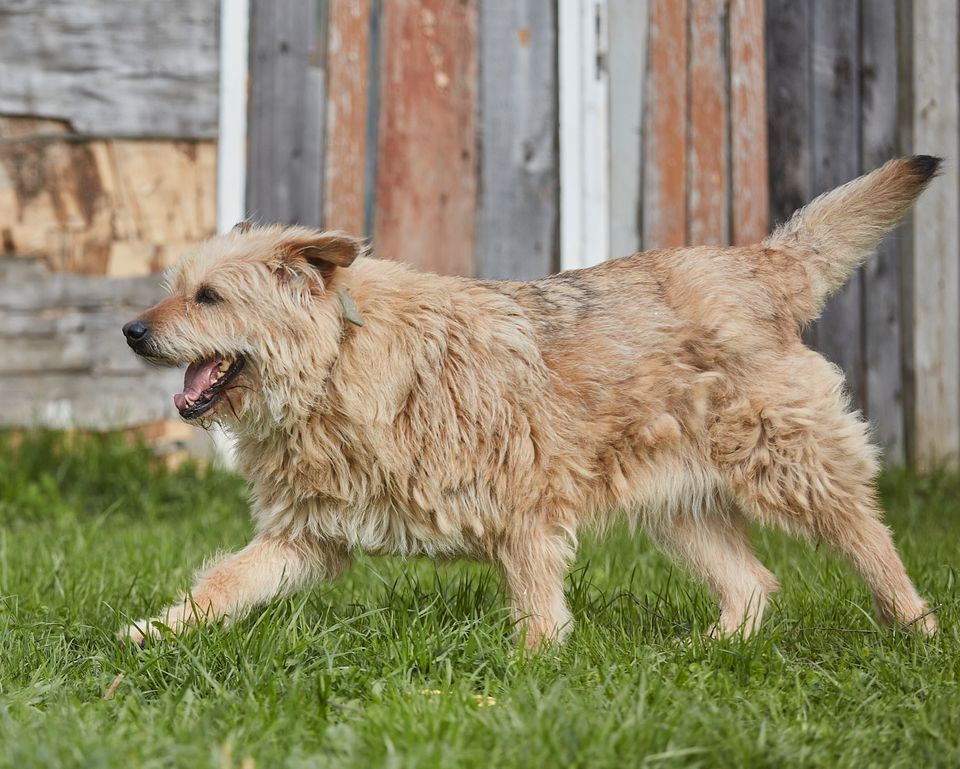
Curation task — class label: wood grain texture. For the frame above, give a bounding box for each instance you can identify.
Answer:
[860,0,904,464]
[908,2,959,468]
[730,0,769,246]
[246,0,328,227]
[0,117,216,275]
[0,256,182,429]
[374,0,477,275]
[475,0,558,279]
[608,0,647,258]
[642,0,688,249]
[810,0,864,409]
[688,0,728,246]
[0,0,219,139]
[324,0,371,235]
[765,0,811,228]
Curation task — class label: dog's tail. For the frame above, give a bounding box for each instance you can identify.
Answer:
[764,155,941,323]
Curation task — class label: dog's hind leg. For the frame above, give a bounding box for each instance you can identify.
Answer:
[121,535,350,646]
[496,526,575,649]
[723,351,935,634]
[646,509,779,638]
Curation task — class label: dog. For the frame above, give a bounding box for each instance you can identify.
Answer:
[121,156,940,648]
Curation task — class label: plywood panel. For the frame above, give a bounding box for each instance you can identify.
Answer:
[0,0,219,138]
[324,0,372,235]
[642,0,688,249]
[476,0,558,279]
[374,0,477,275]
[0,117,216,275]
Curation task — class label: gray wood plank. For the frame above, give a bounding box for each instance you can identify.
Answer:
[860,0,904,464]
[0,257,182,429]
[0,0,219,139]
[475,0,559,280]
[906,3,960,468]
[765,0,811,228]
[765,0,813,348]
[608,0,648,258]
[810,0,864,408]
[246,0,328,227]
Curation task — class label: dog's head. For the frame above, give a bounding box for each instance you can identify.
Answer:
[123,224,364,430]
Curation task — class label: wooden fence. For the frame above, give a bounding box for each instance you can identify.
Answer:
[1,0,958,468]
[766,0,959,467]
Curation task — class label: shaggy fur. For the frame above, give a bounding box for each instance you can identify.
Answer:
[121,156,940,648]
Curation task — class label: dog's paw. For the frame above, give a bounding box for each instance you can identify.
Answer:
[118,619,157,648]
[909,610,939,637]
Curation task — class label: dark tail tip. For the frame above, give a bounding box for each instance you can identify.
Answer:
[908,154,944,182]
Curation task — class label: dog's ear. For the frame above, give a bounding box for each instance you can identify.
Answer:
[271,230,365,285]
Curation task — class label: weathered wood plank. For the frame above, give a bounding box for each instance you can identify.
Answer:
[558,0,609,270]
[688,0,728,246]
[0,117,216,275]
[475,0,558,279]
[907,3,960,468]
[765,0,811,227]
[811,0,864,408]
[608,0,647,258]
[642,0,688,249]
[0,0,219,139]
[246,0,328,227]
[730,0,769,245]
[374,0,477,274]
[0,256,183,429]
[324,0,372,235]
[860,0,904,464]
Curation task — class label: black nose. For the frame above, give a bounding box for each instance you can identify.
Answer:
[122,320,150,345]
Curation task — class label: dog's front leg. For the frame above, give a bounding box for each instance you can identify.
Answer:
[497,528,576,649]
[121,535,350,646]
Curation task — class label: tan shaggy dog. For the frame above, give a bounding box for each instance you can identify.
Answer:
[121,156,940,648]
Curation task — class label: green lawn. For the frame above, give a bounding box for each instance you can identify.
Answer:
[0,431,958,768]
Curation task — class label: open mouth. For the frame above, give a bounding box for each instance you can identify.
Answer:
[173,355,246,420]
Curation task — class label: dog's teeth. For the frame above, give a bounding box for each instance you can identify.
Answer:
[218,360,230,372]
[185,396,195,406]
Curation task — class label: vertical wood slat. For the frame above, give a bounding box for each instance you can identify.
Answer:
[908,3,960,468]
[643,0,688,249]
[810,0,865,408]
[729,0,769,245]
[688,0,728,246]
[559,0,610,270]
[608,0,648,258]
[765,0,812,228]
[861,0,904,464]
[323,0,371,235]
[374,0,477,275]
[246,0,327,227]
[475,0,559,280]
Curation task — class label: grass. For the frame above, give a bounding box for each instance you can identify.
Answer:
[0,431,958,768]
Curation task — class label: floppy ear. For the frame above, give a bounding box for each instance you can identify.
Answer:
[272,230,365,285]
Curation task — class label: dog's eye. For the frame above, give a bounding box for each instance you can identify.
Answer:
[195,286,222,305]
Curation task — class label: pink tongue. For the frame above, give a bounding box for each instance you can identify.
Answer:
[173,358,222,411]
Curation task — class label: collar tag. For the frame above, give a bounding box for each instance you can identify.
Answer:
[338,287,364,327]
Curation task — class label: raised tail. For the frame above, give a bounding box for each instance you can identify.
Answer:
[764,155,941,323]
